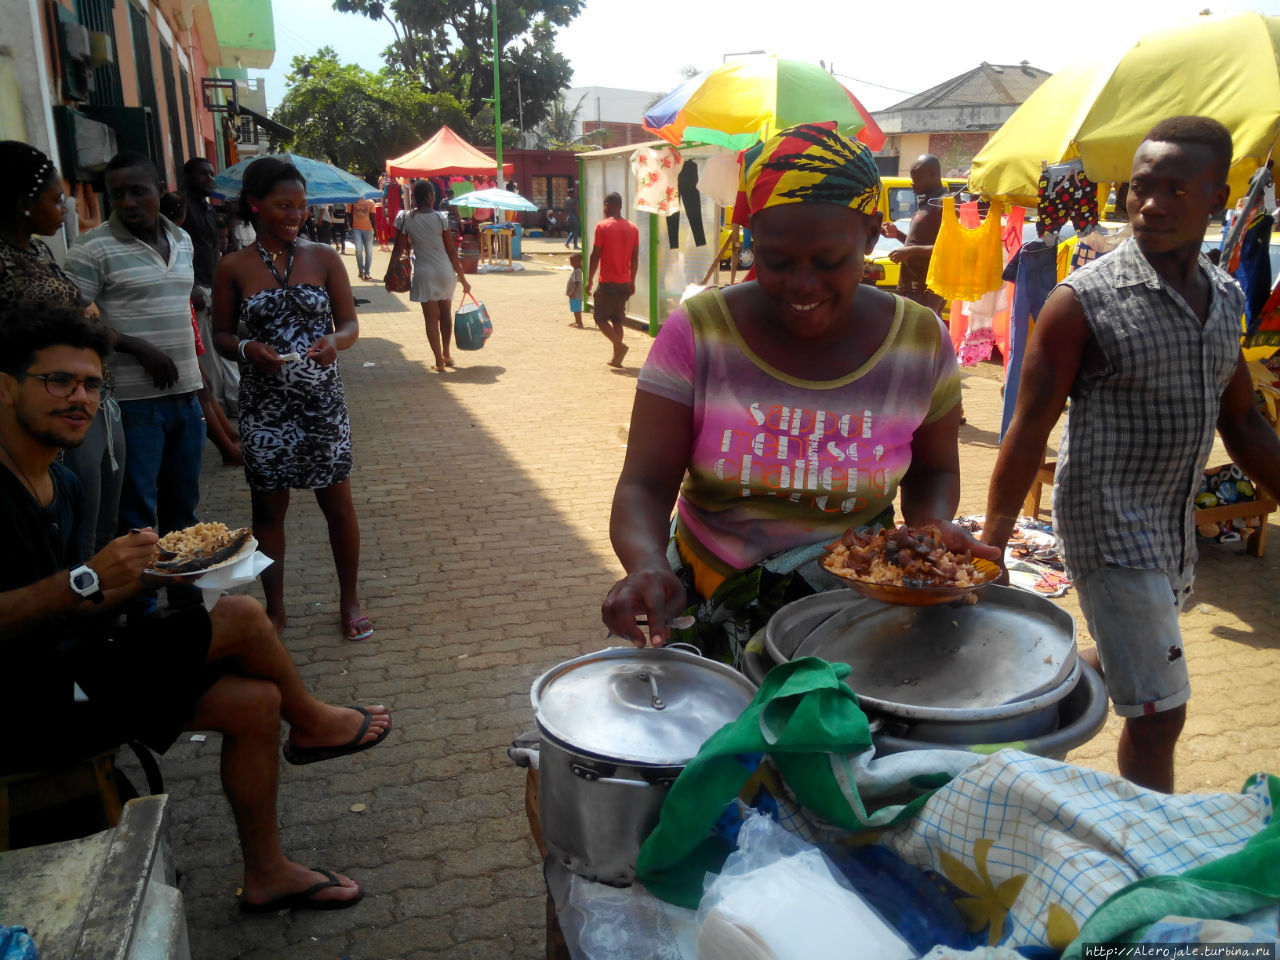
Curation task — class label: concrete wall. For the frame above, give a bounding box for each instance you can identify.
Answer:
[0,0,57,153]
[895,134,931,175]
[873,103,1020,136]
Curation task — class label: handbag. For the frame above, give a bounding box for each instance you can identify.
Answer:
[384,211,413,293]
[454,292,492,351]
[384,252,411,293]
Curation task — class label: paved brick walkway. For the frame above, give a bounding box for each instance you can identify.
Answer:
[135,239,1280,958]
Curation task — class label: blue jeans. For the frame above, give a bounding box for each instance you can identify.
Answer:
[353,228,374,275]
[117,393,204,536]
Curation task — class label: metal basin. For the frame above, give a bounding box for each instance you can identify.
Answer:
[741,645,1107,760]
[791,584,1078,711]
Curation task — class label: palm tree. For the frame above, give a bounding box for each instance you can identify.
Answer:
[535,92,587,150]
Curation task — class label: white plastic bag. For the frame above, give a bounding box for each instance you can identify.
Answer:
[695,813,914,960]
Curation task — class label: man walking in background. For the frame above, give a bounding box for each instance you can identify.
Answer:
[585,192,638,368]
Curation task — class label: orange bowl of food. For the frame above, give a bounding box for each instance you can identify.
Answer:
[820,523,1000,606]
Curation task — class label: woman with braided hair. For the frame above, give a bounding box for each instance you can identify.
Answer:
[602,123,1000,654]
[0,141,78,314]
[0,141,125,561]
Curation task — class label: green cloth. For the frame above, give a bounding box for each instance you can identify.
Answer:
[635,657,947,908]
[1063,773,1280,958]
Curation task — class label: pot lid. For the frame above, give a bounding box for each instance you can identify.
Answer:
[790,584,1077,713]
[531,646,757,766]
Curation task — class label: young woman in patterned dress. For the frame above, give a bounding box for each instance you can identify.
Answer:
[211,158,373,641]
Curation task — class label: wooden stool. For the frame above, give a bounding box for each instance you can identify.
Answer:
[1022,452,1057,520]
[0,749,124,851]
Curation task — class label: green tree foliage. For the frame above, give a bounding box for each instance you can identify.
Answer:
[273,48,470,179]
[332,0,583,129]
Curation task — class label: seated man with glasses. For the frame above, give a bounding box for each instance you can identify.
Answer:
[0,308,393,913]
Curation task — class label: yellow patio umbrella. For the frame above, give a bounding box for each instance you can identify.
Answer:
[969,11,1280,207]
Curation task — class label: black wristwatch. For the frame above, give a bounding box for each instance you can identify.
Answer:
[69,564,105,604]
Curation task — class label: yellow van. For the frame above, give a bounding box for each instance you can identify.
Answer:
[877,177,969,223]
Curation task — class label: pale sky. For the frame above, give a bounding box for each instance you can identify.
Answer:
[263,0,1280,113]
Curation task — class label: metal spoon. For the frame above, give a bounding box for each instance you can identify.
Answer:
[635,615,696,630]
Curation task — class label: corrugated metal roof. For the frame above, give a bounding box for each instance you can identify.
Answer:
[885,63,1051,111]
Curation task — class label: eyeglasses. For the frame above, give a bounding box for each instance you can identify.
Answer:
[25,372,112,403]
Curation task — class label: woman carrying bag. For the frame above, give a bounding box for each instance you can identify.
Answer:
[384,181,471,373]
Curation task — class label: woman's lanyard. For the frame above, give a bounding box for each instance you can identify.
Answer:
[255,241,295,286]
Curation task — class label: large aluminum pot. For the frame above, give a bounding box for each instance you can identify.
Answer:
[531,644,756,886]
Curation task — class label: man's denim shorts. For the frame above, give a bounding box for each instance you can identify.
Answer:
[1075,564,1194,718]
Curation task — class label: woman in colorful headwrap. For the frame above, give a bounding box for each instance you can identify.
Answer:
[602,123,999,652]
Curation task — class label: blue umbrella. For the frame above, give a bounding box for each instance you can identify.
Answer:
[444,187,538,212]
[212,153,381,204]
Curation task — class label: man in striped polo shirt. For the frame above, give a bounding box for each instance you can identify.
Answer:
[65,152,203,540]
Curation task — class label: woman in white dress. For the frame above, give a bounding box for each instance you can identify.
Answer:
[385,180,471,372]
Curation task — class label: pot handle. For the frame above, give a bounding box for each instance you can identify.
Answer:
[665,641,702,656]
[570,761,675,788]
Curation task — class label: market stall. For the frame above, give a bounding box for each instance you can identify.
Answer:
[382,125,515,270]
[513,598,1279,960]
[519,37,1280,959]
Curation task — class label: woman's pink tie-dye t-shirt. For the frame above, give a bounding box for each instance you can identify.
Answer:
[638,288,961,574]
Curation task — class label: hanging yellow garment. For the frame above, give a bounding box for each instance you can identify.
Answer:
[926,196,1005,303]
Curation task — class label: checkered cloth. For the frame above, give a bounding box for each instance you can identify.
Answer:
[876,751,1273,952]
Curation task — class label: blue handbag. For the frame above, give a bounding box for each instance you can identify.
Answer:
[454,293,492,351]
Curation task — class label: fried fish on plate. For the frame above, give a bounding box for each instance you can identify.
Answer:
[149,522,253,574]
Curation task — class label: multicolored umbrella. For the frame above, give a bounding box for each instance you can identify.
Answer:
[642,55,885,152]
[969,11,1280,206]
[212,153,381,205]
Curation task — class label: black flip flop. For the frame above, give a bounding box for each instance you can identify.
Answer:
[239,867,364,913]
[283,706,390,766]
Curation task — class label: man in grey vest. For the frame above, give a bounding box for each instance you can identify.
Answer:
[982,116,1280,793]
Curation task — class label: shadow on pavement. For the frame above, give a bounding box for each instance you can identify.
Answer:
[437,363,505,385]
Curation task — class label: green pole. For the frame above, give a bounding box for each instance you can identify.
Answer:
[492,0,503,187]
[648,212,659,337]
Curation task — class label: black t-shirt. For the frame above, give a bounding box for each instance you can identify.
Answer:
[182,194,220,287]
[0,462,84,729]
[0,461,81,591]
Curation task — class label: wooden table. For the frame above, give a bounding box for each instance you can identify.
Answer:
[481,228,514,267]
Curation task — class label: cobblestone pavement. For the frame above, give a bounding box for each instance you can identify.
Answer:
[133,238,1279,958]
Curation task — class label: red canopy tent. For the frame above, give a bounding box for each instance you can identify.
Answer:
[385,125,514,178]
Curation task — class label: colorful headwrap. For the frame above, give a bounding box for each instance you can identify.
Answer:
[731,121,881,227]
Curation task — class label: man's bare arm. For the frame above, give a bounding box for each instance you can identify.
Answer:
[0,530,159,639]
[982,286,1091,552]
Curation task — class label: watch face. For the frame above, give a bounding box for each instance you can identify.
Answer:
[73,570,95,590]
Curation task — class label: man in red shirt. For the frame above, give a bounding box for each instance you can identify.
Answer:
[586,192,639,367]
